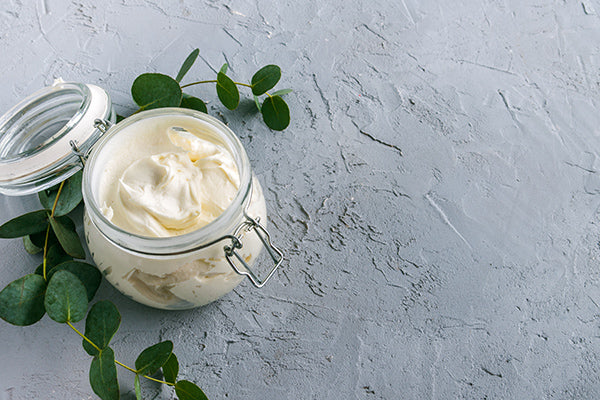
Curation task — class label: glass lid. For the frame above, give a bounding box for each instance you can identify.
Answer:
[0,80,114,196]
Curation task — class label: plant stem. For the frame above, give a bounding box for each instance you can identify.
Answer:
[234,82,253,88]
[114,361,174,386]
[180,79,216,88]
[180,80,253,89]
[115,360,137,373]
[50,181,65,217]
[42,180,66,281]
[42,225,51,281]
[67,320,102,352]
[140,374,174,386]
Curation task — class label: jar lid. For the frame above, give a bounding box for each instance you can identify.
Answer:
[0,80,114,196]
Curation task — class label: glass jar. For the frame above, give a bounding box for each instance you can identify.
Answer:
[0,82,282,310]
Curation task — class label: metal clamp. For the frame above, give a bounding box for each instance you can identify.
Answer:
[224,213,284,288]
[69,119,112,167]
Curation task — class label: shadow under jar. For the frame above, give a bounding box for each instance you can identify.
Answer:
[0,81,283,310]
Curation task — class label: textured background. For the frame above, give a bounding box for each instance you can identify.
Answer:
[2,0,600,399]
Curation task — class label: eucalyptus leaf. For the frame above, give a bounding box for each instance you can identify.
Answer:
[34,244,73,276]
[90,347,119,400]
[23,235,43,254]
[135,340,173,376]
[261,95,290,131]
[134,374,141,400]
[44,270,88,323]
[116,114,126,123]
[132,73,182,111]
[270,88,293,97]
[0,210,48,238]
[219,63,228,74]
[251,65,281,96]
[175,380,208,400]
[0,274,46,326]
[49,215,85,259]
[216,70,239,110]
[83,300,121,356]
[47,261,102,301]
[162,353,179,384]
[181,94,207,113]
[176,48,200,83]
[38,171,83,216]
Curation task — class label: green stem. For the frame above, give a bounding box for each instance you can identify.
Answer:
[181,80,254,90]
[114,360,174,386]
[180,79,216,88]
[115,359,137,373]
[42,180,66,281]
[140,374,174,386]
[41,225,51,281]
[234,82,253,88]
[67,321,102,353]
[50,181,65,216]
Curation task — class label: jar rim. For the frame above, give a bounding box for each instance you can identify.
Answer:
[82,108,253,255]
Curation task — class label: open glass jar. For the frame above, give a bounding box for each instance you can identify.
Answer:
[0,81,283,310]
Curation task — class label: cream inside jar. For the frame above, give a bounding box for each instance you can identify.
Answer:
[97,119,240,237]
[84,109,268,309]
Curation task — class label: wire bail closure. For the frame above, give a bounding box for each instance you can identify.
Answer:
[70,119,111,167]
[224,212,283,288]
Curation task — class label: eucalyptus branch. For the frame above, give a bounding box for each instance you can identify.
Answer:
[129,49,292,131]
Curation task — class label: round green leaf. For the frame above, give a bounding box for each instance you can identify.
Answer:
[23,235,42,254]
[261,96,290,131]
[0,210,48,238]
[38,171,83,216]
[49,215,85,259]
[219,63,228,74]
[181,94,207,113]
[175,380,208,400]
[251,65,281,96]
[135,340,173,376]
[44,270,88,323]
[176,48,200,83]
[83,301,121,356]
[131,73,182,110]
[0,274,46,326]
[162,353,179,384]
[216,71,239,110]
[47,261,102,301]
[90,347,119,400]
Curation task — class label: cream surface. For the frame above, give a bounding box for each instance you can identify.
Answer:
[100,126,240,237]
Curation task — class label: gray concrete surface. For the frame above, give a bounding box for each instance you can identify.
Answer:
[1,0,600,399]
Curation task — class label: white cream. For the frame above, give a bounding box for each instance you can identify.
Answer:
[84,113,267,310]
[101,127,240,237]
